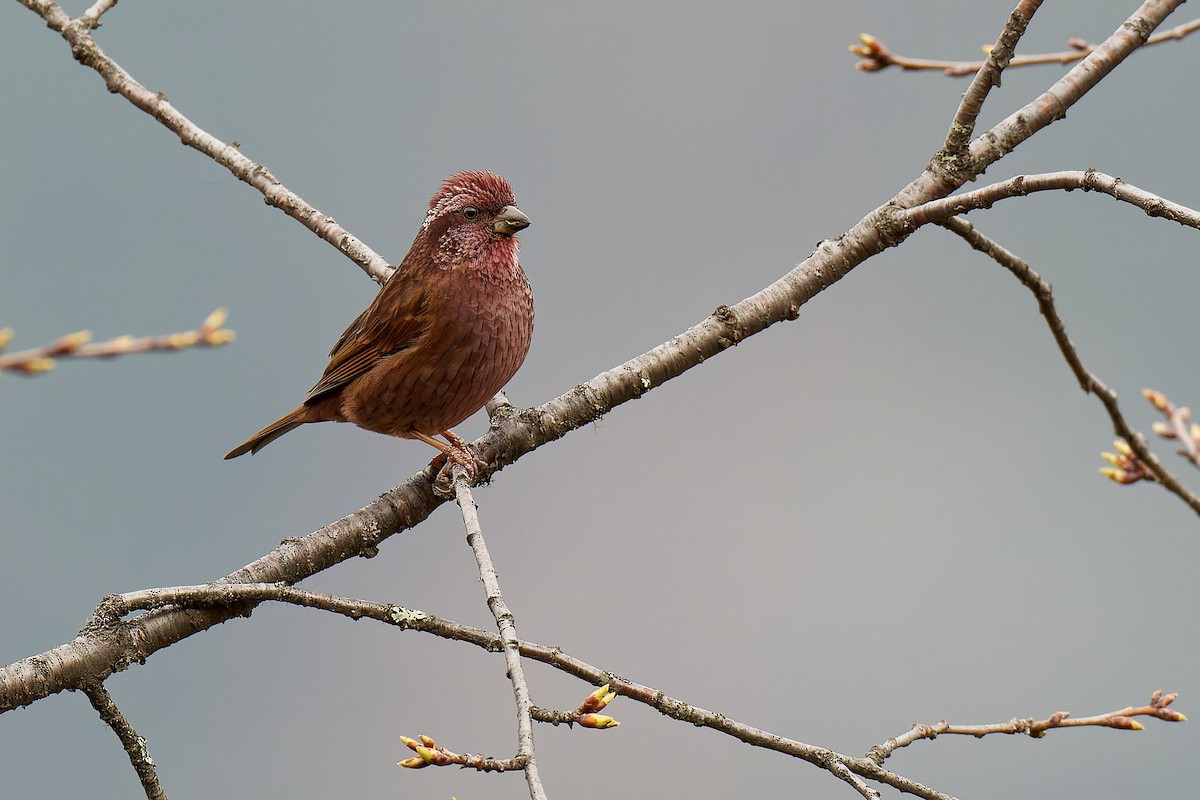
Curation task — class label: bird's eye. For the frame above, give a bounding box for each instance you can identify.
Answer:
[462,206,479,220]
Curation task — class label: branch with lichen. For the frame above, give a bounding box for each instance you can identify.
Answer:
[82,683,167,800]
[868,690,1185,764]
[47,580,1184,800]
[905,170,1200,231]
[850,17,1200,76]
[0,309,234,376]
[937,0,1040,163]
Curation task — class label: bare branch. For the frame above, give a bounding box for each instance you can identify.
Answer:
[76,581,1184,800]
[898,0,1187,205]
[941,0,1043,159]
[826,758,883,800]
[79,583,954,800]
[963,1,1185,175]
[905,170,1200,230]
[869,691,1186,763]
[938,216,1200,516]
[82,682,168,800]
[0,309,234,376]
[453,471,546,800]
[15,0,392,284]
[851,16,1200,76]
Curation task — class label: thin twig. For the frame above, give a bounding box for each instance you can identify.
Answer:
[868,690,1185,763]
[398,734,528,772]
[0,309,234,375]
[453,470,547,800]
[906,169,1200,230]
[851,17,1200,76]
[82,682,168,800]
[15,0,392,284]
[938,216,1200,516]
[531,685,619,729]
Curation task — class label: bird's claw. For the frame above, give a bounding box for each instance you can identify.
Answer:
[429,444,487,498]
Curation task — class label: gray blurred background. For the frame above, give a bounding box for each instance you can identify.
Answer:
[3,2,1198,798]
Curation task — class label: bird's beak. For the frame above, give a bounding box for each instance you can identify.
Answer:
[492,205,531,236]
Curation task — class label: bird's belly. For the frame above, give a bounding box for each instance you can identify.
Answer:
[342,306,532,438]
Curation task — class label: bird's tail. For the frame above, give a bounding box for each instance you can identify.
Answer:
[224,406,311,459]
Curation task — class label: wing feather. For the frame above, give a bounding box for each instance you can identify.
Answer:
[303,266,430,404]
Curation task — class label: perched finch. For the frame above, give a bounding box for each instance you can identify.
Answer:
[225,170,534,476]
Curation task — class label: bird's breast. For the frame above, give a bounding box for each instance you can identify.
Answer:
[342,259,533,437]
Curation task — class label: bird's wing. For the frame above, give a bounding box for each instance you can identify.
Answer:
[303,268,430,405]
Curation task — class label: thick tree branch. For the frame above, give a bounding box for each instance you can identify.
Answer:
[962,0,1182,172]
[79,0,116,25]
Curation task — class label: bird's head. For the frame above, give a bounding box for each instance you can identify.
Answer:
[422,171,530,269]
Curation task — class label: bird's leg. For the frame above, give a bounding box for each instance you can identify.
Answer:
[440,430,471,453]
[440,430,489,475]
[411,431,483,481]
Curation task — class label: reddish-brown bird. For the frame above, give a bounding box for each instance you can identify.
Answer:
[225,171,534,474]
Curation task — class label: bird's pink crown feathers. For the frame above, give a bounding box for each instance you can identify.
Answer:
[423,170,516,231]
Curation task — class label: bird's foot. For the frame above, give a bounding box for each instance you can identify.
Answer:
[426,432,487,497]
